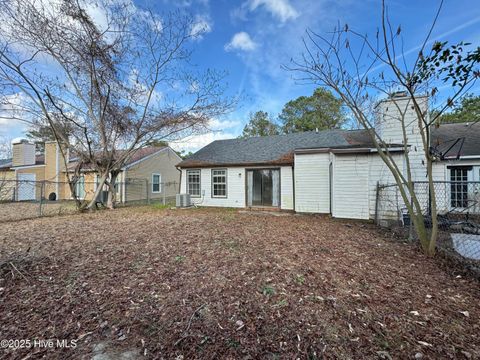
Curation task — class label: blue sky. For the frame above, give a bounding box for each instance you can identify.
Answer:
[2,0,480,152]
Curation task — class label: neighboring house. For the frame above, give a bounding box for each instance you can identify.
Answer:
[0,140,181,203]
[177,94,480,220]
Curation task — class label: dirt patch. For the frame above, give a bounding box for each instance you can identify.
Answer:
[0,207,479,359]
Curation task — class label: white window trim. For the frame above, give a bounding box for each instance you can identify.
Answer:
[449,166,474,210]
[152,173,162,193]
[211,168,227,198]
[186,169,201,198]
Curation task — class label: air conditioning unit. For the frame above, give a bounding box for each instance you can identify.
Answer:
[176,193,191,208]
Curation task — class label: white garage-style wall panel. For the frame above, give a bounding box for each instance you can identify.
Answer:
[294,153,330,213]
[367,153,404,220]
[280,166,294,210]
[17,173,36,201]
[332,154,369,219]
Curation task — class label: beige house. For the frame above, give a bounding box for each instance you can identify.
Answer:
[0,140,181,203]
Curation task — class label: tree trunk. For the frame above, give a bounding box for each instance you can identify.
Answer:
[106,172,118,210]
[85,172,109,210]
[426,156,438,256]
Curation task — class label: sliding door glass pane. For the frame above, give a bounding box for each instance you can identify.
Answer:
[252,170,263,206]
[262,170,273,206]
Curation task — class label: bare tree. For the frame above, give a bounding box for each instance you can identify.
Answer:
[0,0,234,209]
[0,136,13,201]
[286,1,480,255]
[0,135,12,159]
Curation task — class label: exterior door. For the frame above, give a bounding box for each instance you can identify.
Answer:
[247,169,280,207]
[17,173,36,201]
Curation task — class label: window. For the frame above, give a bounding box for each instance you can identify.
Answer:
[187,169,201,197]
[152,173,161,193]
[450,167,470,208]
[212,169,227,198]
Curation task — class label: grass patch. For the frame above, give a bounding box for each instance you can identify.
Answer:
[294,274,306,285]
[262,285,275,296]
[151,202,172,210]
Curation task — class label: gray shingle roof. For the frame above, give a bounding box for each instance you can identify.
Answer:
[178,121,480,168]
[431,122,480,158]
[0,158,12,170]
[178,129,376,167]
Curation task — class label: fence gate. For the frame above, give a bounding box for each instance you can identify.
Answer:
[17,174,36,201]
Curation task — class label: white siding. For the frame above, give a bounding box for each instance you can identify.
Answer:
[368,153,404,220]
[180,166,294,209]
[181,167,246,208]
[332,154,370,219]
[376,96,427,182]
[281,166,294,210]
[294,153,330,213]
[432,162,446,182]
[432,159,480,214]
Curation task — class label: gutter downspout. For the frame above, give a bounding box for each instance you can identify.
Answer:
[329,161,333,215]
[329,152,334,215]
[292,164,295,212]
[176,166,182,195]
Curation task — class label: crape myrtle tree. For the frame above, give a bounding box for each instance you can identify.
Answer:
[286,0,480,255]
[0,0,234,209]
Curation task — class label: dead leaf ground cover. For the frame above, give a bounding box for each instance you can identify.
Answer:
[0,207,479,359]
[0,201,77,222]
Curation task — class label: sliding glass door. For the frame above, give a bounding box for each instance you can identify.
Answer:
[247,169,280,207]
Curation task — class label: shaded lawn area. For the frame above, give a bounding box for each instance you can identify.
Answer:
[0,207,479,359]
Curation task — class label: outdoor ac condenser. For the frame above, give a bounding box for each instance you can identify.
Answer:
[176,193,191,208]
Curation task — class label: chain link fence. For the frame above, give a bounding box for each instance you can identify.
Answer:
[0,179,178,223]
[376,181,480,273]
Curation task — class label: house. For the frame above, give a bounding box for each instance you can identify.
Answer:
[177,94,480,220]
[0,140,182,203]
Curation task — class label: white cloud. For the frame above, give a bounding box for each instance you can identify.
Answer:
[225,32,257,52]
[233,0,299,23]
[190,14,213,40]
[248,0,299,22]
[170,131,235,153]
[169,118,240,153]
[208,118,240,130]
[161,0,209,7]
[83,1,110,32]
[0,93,39,139]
